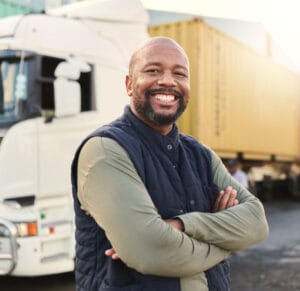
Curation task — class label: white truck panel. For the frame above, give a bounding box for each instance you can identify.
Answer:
[0,120,38,198]
[0,0,149,276]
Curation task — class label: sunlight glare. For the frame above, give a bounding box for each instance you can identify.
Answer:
[260,0,300,70]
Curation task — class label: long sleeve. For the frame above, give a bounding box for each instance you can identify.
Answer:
[178,148,269,251]
[77,137,230,278]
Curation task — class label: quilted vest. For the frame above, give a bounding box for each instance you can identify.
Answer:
[71,106,230,291]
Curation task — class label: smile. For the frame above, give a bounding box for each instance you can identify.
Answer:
[154,94,176,102]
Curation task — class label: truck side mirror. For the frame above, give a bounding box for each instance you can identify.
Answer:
[54,62,81,118]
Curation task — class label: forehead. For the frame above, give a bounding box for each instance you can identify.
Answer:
[134,41,189,70]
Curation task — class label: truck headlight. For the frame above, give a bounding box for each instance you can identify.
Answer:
[14,222,38,237]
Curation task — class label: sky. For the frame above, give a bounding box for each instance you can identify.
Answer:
[141,0,300,72]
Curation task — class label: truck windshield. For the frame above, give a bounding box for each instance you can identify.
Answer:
[0,50,29,127]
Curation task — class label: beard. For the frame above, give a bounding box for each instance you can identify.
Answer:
[133,88,187,126]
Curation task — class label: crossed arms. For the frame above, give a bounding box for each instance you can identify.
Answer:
[77,137,269,277]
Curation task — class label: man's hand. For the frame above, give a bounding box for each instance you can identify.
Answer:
[105,248,120,260]
[213,186,239,212]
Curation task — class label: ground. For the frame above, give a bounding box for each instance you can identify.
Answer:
[230,247,300,290]
[230,198,300,291]
[1,198,300,290]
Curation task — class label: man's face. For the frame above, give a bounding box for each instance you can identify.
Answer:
[126,40,190,129]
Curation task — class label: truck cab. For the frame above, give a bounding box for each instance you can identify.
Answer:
[0,0,148,276]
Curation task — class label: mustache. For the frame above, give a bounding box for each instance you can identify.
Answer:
[145,88,183,99]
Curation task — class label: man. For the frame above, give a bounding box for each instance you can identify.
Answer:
[227,159,249,189]
[71,37,269,291]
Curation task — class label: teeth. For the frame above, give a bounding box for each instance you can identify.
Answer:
[155,94,175,102]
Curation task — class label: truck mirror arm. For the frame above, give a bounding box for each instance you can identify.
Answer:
[0,70,4,114]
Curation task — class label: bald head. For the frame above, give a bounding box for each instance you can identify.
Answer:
[128,37,189,76]
[125,36,190,134]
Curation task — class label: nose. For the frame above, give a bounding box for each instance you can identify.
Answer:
[157,71,176,86]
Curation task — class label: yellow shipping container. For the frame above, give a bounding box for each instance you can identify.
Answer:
[149,18,300,161]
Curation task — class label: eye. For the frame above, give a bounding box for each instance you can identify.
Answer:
[174,71,188,78]
[145,68,160,74]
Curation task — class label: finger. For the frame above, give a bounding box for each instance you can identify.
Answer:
[112,253,120,260]
[105,248,115,256]
[218,189,232,211]
[213,190,224,212]
[105,248,120,260]
[225,189,238,208]
[225,186,233,192]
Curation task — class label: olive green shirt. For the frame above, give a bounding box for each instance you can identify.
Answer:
[77,137,269,291]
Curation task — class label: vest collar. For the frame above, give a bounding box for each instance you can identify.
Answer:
[123,106,180,151]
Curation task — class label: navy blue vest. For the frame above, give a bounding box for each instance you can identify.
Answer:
[71,106,230,291]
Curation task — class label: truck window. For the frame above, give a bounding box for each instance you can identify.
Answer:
[39,56,92,113]
[0,50,43,127]
[40,56,62,112]
[80,70,92,111]
[0,55,29,126]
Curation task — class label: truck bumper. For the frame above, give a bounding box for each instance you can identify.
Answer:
[0,218,18,275]
[0,218,74,276]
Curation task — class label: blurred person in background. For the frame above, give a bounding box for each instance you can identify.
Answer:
[227,159,249,189]
[289,159,300,197]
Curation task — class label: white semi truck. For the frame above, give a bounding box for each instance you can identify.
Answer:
[0,0,148,276]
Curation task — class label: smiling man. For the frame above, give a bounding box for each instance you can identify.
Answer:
[71,37,269,291]
[127,38,189,133]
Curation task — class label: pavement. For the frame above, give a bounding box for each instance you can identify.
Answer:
[230,199,300,291]
[1,198,299,291]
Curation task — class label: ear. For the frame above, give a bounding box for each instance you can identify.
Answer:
[125,75,133,96]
